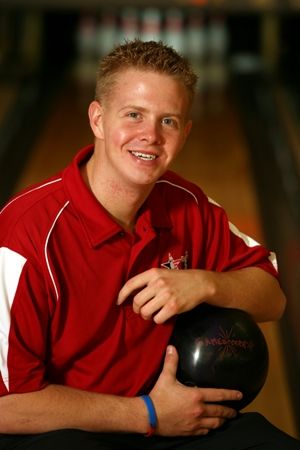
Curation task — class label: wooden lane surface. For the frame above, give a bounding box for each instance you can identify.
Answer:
[13,80,298,438]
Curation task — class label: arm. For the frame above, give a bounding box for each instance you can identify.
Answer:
[117,266,286,324]
[0,385,145,435]
[0,346,240,436]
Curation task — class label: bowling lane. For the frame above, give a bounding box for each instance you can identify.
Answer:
[0,82,18,124]
[12,80,93,190]
[233,73,300,430]
[172,89,298,437]
[0,76,61,206]
[0,81,21,203]
[12,76,298,438]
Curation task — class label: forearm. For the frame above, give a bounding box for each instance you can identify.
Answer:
[202,267,286,322]
[0,384,147,435]
[119,266,286,324]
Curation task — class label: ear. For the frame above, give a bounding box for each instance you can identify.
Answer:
[184,119,192,140]
[88,100,104,139]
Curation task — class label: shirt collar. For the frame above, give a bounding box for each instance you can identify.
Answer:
[63,145,172,247]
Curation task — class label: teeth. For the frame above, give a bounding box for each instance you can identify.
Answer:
[130,151,157,161]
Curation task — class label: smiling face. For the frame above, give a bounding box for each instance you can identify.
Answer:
[89,69,192,190]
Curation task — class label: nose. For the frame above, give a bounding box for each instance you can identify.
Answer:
[139,119,163,145]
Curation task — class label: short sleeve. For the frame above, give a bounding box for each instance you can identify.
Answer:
[0,248,49,396]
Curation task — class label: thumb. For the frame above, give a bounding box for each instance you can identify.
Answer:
[161,345,179,380]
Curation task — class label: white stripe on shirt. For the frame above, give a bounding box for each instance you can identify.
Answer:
[156,180,199,204]
[0,247,27,391]
[0,178,63,215]
[209,197,278,272]
[44,201,70,301]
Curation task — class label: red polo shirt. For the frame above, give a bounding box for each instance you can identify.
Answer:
[0,145,278,397]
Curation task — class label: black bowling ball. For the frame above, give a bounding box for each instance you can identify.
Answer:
[170,304,269,410]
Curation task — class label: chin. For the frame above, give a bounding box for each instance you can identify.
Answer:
[126,170,163,187]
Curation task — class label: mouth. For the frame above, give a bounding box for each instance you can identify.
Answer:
[129,151,158,161]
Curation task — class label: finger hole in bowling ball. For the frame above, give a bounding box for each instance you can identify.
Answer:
[170,304,269,410]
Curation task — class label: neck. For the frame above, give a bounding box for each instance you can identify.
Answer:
[82,155,153,232]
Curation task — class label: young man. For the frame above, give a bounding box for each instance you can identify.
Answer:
[0,40,299,449]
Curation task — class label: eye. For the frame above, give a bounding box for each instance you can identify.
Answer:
[127,111,141,120]
[162,117,178,128]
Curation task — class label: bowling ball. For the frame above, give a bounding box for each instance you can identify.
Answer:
[170,303,269,410]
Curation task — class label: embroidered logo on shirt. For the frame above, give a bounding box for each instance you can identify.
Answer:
[161,252,188,270]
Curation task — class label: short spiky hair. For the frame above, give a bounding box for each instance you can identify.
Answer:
[95,39,198,106]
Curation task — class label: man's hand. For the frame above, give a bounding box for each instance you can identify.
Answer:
[118,266,286,323]
[148,345,242,436]
[117,268,211,323]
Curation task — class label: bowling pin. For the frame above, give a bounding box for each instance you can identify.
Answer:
[119,7,140,44]
[206,15,230,113]
[207,14,229,61]
[96,9,119,57]
[76,14,97,60]
[163,8,185,55]
[140,8,162,42]
[186,9,207,63]
[186,9,209,102]
[74,14,98,83]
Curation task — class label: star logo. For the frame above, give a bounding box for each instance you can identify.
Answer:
[161,251,188,270]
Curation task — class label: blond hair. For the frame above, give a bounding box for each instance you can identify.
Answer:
[95,40,198,106]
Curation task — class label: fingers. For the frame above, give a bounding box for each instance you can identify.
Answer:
[152,302,178,324]
[161,345,179,380]
[131,285,159,316]
[117,270,154,305]
[117,269,185,323]
[151,358,240,437]
[199,387,243,405]
[117,281,140,306]
[134,291,177,323]
[202,402,237,421]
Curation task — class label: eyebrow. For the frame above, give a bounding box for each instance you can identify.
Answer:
[119,105,183,119]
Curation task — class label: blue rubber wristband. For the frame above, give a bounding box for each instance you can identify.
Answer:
[140,395,157,437]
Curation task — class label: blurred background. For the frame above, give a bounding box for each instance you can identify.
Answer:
[1,0,300,439]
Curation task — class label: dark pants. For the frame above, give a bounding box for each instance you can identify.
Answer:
[0,413,299,450]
